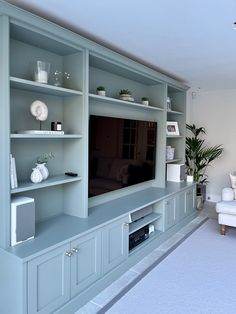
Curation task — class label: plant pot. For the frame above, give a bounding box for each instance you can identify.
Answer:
[97,90,106,96]
[142,100,149,106]
[196,195,204,210]
[197,183,206,201]
[187,175,194,182]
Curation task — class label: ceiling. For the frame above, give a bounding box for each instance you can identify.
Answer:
[6,0,236,91]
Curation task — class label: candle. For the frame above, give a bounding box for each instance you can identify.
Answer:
[35,70,48,83]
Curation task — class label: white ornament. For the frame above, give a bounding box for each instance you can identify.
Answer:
[36,163,49,180]
[30,100,48,121]
[30,167,43,183]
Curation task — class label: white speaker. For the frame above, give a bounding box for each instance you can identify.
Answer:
[167,164,185,182]
[11,196,35,246]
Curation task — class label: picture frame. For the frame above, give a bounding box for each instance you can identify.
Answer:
[166,121,180,136]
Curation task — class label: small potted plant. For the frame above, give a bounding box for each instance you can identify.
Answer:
[141,97,149,106]
[96,86,106,96]
[119,89,134,102]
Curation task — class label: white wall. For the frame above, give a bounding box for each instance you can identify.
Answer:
[188,88,236,201]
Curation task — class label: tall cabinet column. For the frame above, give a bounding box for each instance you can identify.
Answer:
[0,15,10,248]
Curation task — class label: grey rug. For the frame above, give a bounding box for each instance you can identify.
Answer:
[105,219,236,314]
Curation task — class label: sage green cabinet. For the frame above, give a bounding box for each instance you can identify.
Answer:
[28,230,101,314]
[177,191,186,221]
[164,187,196,230]
[164,197,176,230]
[28,243,71,314]
[102,216,129,274]
[186,186,196,214]
[70,230,101,297]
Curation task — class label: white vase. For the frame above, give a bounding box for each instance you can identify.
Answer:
[36,163,49,180]
[142,100,149,106]
[30,167,43,183]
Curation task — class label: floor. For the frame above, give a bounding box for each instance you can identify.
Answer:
[75,202,216,314]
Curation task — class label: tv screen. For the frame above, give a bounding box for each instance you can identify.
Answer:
[89,115,157,197]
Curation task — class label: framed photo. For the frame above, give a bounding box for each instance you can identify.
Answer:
[166,121,180,136]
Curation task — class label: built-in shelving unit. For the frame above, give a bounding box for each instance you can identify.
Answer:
[165,85,186,171]
[0,4,193,313]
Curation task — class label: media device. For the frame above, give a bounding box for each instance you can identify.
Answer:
[11,196,35,246]
[167,163,185,182]
[128,205,153,223]
[129,225,149,250]
[89,115,157,197]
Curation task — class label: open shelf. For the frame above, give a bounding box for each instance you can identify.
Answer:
[129,229,163,254]
[165,158,183,164]
[89,93,163,112]
[11,174,82,194]
[129,212,161,235]
[167,109,184,115]
[11,134,82,139]
[10,77,83,97]
[166,135,184,139]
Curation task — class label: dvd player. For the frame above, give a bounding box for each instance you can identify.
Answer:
[129,225,149,250]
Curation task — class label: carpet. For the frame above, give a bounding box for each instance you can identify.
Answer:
[105,219,236,314]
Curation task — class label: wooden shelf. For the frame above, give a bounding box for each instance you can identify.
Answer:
[89,93,163,111]
[129,212,161,235]
[11,134,82,139]
[10,77,83,97]
[11,175,82,194]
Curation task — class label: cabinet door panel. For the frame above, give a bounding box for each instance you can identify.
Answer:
[177,191,186,221]
[103,217,129,274]
[164,197,176,230]
[28,243,70,314]
[186,187,196,214]
[71,230,101,297]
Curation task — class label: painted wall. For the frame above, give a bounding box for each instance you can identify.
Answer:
[187,88,236,201]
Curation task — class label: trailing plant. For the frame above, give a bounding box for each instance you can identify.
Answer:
[120,89,131,95]
[141,97,149,101]
[185,124,223,184]
[96,86,105,91]
[36,152,54,164]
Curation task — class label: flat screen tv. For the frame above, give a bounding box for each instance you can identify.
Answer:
[89,115,157,197]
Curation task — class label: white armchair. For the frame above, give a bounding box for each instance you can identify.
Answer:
[216,187,236,235]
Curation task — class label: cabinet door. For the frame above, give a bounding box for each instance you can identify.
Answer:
[186,187,196,214]
[164,197,176,230]
[103,216,129,274]
[28,243,70,314]
[177,191,186,221]
[70,230,102,297]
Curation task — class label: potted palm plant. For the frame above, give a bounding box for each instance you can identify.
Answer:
[185,124,223,209]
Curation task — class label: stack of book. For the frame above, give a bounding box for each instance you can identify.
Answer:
[10,154,18,189]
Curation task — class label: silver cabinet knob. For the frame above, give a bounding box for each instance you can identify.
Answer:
[65,251,72,257]
[124,223,129,227]
[72,247,79,253]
